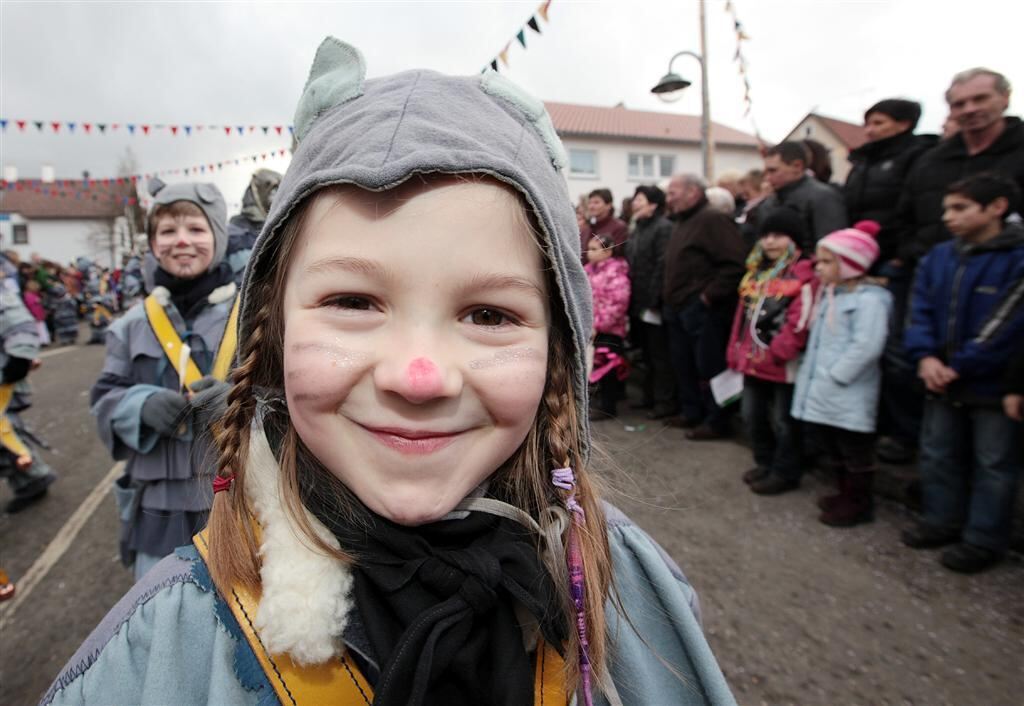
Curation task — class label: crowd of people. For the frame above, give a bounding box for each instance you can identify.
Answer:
[580,66,1023,574]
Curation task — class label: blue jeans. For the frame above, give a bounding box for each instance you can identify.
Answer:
[664,299,735,433]
[742,377,802,480]
[919,399,1022,553]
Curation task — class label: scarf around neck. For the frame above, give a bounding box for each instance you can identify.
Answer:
[152,261,233,319]
[306,497,568,706]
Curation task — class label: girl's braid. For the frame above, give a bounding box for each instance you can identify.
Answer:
[213,291,273,480]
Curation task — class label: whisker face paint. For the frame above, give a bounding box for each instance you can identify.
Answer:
[468,347,545,370]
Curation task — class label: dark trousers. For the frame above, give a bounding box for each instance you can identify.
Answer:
[919,398,1022,553]
[664,298,735,433]
[742,377,802,481]
[879,262,923,444]
[807,423,876,472]
[635,320,677,414]
[593,333,625,415]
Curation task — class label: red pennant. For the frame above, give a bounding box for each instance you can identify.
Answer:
[279,149,285,156]
[208,164,214,171]
[275,126,282,135]
[224,126,231,136]
[16,120,26,131]
[261,153,267,160]
[83,123,92,133]
[51,121,61,132]
[142,125,150,135]
[170,125,179,135]
[248,125,255,132]
[112,123,120,130]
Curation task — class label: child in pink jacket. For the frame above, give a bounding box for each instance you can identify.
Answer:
[726,209,817,495]
[585,234,631,420]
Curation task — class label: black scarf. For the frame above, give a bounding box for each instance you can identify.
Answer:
[308,499,567,706]
[153,261,233,321]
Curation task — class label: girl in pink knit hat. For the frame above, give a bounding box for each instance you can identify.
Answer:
[791,221,893,526]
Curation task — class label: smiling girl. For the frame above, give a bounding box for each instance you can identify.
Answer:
[46,39,735,706]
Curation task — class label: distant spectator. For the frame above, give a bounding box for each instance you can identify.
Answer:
[662,173,746,439]
[226,168,282,285]
[625,185,676,419]
[619,196,634,229]
[22,280,50,346]
[579,188,629,262]
[705,186,737,216]
[802,139,835,184]
[843,98,938,465]
[791,221,890,527]
[585,234,631,420]
[760,141,849,247]
[901,173,1024,573]
[737,168,770,249]
[727,208,817,496]
[942,114,960,141]
[716,169,747,216]
[894,68,1024,265]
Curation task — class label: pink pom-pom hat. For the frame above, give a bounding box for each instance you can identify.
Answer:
[818,220,881,280]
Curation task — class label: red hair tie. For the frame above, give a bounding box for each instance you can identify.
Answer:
[212,474,235,494]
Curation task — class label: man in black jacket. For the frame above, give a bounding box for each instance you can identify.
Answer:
[662,174,746,440]
[844,99,938,464]
[881,68,1024,463]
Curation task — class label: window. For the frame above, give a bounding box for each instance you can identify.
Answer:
[628,153,675,179]
[13,224,28,245]
[569,149,598,177]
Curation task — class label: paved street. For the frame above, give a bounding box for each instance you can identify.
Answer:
[1,343,1021,705]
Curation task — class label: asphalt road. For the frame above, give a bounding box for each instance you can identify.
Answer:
[1,342,1021,705]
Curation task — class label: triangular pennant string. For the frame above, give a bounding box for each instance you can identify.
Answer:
[516,29,526,48]
[527,16,540,33]
[538,0,551,22]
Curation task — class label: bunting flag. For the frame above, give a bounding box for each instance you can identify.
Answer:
[0,117,296,136]
[0,146,292,205]
[481,1,552,73]
[723,0,762,141]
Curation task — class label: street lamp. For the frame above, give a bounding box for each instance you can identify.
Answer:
[650,1,713,180]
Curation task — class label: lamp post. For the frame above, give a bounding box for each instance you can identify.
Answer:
[650,0,713,180]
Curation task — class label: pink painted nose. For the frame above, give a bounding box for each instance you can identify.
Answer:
[404,357,444,401]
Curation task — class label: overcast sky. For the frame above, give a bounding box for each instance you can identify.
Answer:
[2,0,1021,209]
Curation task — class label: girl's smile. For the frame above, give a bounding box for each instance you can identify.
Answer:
[282,178,550,525]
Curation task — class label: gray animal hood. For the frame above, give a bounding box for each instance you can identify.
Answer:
[240,37,593,447]
[147,178,229,270]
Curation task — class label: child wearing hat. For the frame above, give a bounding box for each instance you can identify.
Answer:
[791,221,891,526]
[727,208,818,495]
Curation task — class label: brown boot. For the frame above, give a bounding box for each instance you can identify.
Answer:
[819,470,874,527]
[816,471,847,511]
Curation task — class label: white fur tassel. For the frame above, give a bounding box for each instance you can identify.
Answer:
[244,420,353,665]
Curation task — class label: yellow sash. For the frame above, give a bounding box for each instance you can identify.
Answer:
[144,294,239,391]
[0,384,31,461]
[193,529,568,706]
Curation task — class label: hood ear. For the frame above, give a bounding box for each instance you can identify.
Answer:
[293,37,366,143]
[195,183,220,204]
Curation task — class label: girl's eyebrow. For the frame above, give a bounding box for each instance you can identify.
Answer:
[304,256,394,282]
[457,273,545,299]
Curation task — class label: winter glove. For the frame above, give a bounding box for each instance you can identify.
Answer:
[140,389,191,438]
[188,376,231,432]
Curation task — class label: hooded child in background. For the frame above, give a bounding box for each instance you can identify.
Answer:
[726,208,818,497]
[45,37,736,706]
[89,180,239,581]
[791,220,891,527]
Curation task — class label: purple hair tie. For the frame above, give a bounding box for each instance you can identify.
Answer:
[551,466,593,706]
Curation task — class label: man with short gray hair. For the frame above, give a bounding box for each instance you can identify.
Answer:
[895,67,1023,263]
[661,173,746,439]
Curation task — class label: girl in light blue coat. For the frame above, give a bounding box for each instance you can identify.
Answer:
[792,221,891,527]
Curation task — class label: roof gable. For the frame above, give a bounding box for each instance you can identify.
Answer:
[786,112,866,150]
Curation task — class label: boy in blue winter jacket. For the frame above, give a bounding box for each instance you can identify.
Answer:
[901,172,1024,573]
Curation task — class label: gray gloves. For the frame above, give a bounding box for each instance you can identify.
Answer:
[140,389,191,438]
[189,376,232,433]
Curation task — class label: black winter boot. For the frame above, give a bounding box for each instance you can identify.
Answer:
[819,470,874,527]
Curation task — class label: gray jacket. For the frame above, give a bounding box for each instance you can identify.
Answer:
[42,505,737,706]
